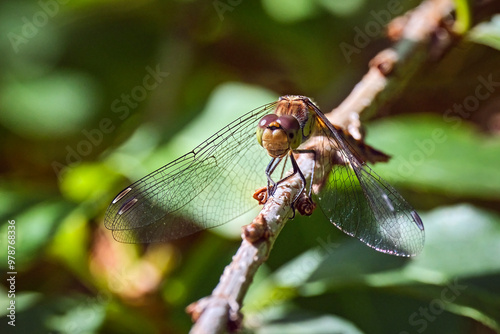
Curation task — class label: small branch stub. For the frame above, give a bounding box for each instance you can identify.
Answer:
[243,214,269,243]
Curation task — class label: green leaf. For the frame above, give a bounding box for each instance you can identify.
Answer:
[408,204,500,279]
[316,0,366,16]
[60,163,118,203]
[0,71,101,139]
[291,204,500,285]
[0,291,42,316]
[271,204,500,331]
[469,15,500,51]
[47,210,91,279]
[261,0,317,23]
[366,114,500,199]
[45,295,106,334]
[0,201,74,269]
[257,313,364,334]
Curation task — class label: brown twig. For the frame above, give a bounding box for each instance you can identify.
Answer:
[328,0,456,140]
[187,0,499,332]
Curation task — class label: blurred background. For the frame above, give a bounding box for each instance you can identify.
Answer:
[1,0,500,333]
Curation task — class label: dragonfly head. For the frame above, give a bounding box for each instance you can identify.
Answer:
[256,114,301,158]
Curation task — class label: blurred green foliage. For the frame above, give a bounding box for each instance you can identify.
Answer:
[0,0,500,333]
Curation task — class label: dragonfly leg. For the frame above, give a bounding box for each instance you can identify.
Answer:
[266,150,316,218]
[269,152,305,218]
[289,150,316,217]
[265,157,282,197]
[289,153,305,217]
[293,149,316,199]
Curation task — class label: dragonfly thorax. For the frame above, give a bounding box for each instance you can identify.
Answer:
[256,114,301,158]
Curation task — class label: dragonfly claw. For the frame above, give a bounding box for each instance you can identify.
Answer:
[252,185,275,205]
[295,192,316,216]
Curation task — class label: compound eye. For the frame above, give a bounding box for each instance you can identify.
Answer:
[277,115,300,135]
[258,114,279,129]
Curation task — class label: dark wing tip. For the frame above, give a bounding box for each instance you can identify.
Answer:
[118,198,138,215]
[104,187,138,230]
[112,187,132,204]
[411,210,424,231]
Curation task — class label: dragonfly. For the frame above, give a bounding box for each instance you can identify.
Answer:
[104,95,424,256]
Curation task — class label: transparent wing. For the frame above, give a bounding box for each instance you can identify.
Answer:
[311,106,425,256]
[104,102,277,243]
